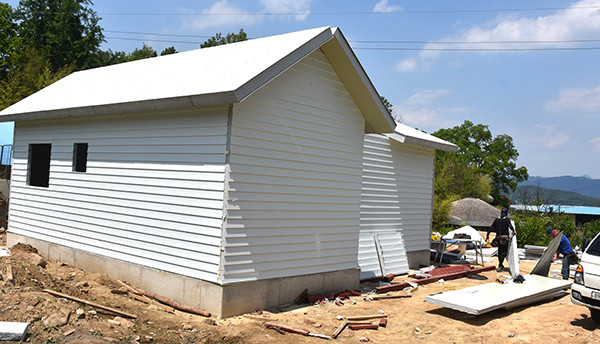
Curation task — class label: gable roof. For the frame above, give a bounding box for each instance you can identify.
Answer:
[388,123,458,152]
[0,27,395,133]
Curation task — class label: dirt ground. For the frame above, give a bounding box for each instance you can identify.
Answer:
[1,230,599,344]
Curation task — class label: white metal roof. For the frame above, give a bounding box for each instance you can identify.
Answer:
[0,27,395,133]
[388,123,458,152]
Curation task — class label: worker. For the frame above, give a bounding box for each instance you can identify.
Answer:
[546,227,577,280]
[486,208,515,272]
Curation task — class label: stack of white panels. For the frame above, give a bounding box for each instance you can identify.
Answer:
[425,274,572,315]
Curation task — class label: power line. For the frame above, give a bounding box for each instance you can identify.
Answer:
[105,35,600,51]
[105,36,204,45]
[105,30,600,45]
[105,30,212,39]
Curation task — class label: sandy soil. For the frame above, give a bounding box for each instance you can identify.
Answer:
[0,233,598,344]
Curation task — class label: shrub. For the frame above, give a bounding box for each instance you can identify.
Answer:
[583,220,600,241]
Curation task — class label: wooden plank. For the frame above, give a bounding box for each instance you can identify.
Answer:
[43,289,137,319]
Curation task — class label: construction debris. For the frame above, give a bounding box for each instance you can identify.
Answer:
[43,289,137,319]
[377,265,495,293]
[117,280,210,317]
[264,322,330,340]
[349,324,379,330]
[294,289,309,304]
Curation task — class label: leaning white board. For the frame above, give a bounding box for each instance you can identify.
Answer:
[507,220,519,277]
[425,274,572,315]
[358,230,409,279]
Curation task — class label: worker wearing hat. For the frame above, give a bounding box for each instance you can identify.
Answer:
[546,227,577,280]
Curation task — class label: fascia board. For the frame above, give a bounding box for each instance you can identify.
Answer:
[234,27,334,103]
[0,92,238,122]
[320,28,395,134]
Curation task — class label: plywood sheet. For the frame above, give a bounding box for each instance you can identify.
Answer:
[425,274,571,315]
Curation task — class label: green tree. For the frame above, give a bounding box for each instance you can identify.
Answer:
[583,220,600,241]
[15,0,104,71]
[127,43,157,61]
[0,2,20,79]
[160,46,177,56]
[431,158,492,231]
[201,29,247,48]
[380,96,393,115]
[433,120,528,206]
[0,47,74,110]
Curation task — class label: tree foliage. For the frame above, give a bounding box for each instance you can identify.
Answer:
[0,47,74,109]
[513,212,578,247]
[433,120,528,206]
[127,43,157,61]
[431,157,492,231]
[15,0,104,71]
[160,46,177,56]
[0,2,20,79]
[0,1,251,110]
[201,29,247,48]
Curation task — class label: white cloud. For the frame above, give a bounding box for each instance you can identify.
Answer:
[260,0,312,20]
[373,0,402,13]
[398,0,600,70]
[397,106,458,130]
[404,89,450,106]
[590,137,600,151]
[545,85,600,115]
[395,58,417,72]
[180,0,313,31]
[394,89,465,131]
[179,0,260,31]
[535,124,571,148]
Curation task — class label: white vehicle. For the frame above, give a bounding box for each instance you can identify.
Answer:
[572,233,600,323]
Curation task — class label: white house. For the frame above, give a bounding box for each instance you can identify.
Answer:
[0,27,396,317]
[359,123,457,278]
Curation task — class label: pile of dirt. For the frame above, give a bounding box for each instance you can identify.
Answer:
[0,243,245,343]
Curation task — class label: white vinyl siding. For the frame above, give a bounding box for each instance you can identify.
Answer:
[9,108,228,282]
[360,134,436,275]
[222,49,365,283]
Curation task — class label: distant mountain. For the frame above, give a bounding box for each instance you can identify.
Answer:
[509,185,600,206]
[520,176,600,199]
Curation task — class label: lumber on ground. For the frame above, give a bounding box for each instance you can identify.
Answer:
[118,281,210,317]
[117,280,175,313]
[345,314,388,321]
[376,265,495,293]
[43,289,137,319]
[331,320,347,338]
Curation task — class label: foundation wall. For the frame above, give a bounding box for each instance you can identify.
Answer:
[8,233,360,318]
[406,249,431,269]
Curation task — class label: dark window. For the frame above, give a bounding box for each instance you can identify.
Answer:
[73,143,88,172]
[27,144,51,187]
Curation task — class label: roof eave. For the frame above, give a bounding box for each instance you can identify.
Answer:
[0,92,238,122]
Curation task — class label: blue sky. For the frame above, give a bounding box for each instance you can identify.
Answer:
[1,0,600,179]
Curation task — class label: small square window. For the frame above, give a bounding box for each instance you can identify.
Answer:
[73,143,88,172]
[27,144,51,187]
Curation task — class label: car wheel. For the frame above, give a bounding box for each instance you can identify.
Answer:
[590,308,600,324]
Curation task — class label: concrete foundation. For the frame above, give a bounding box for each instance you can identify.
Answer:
[7,233,360,318]
[406,250,430,269]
